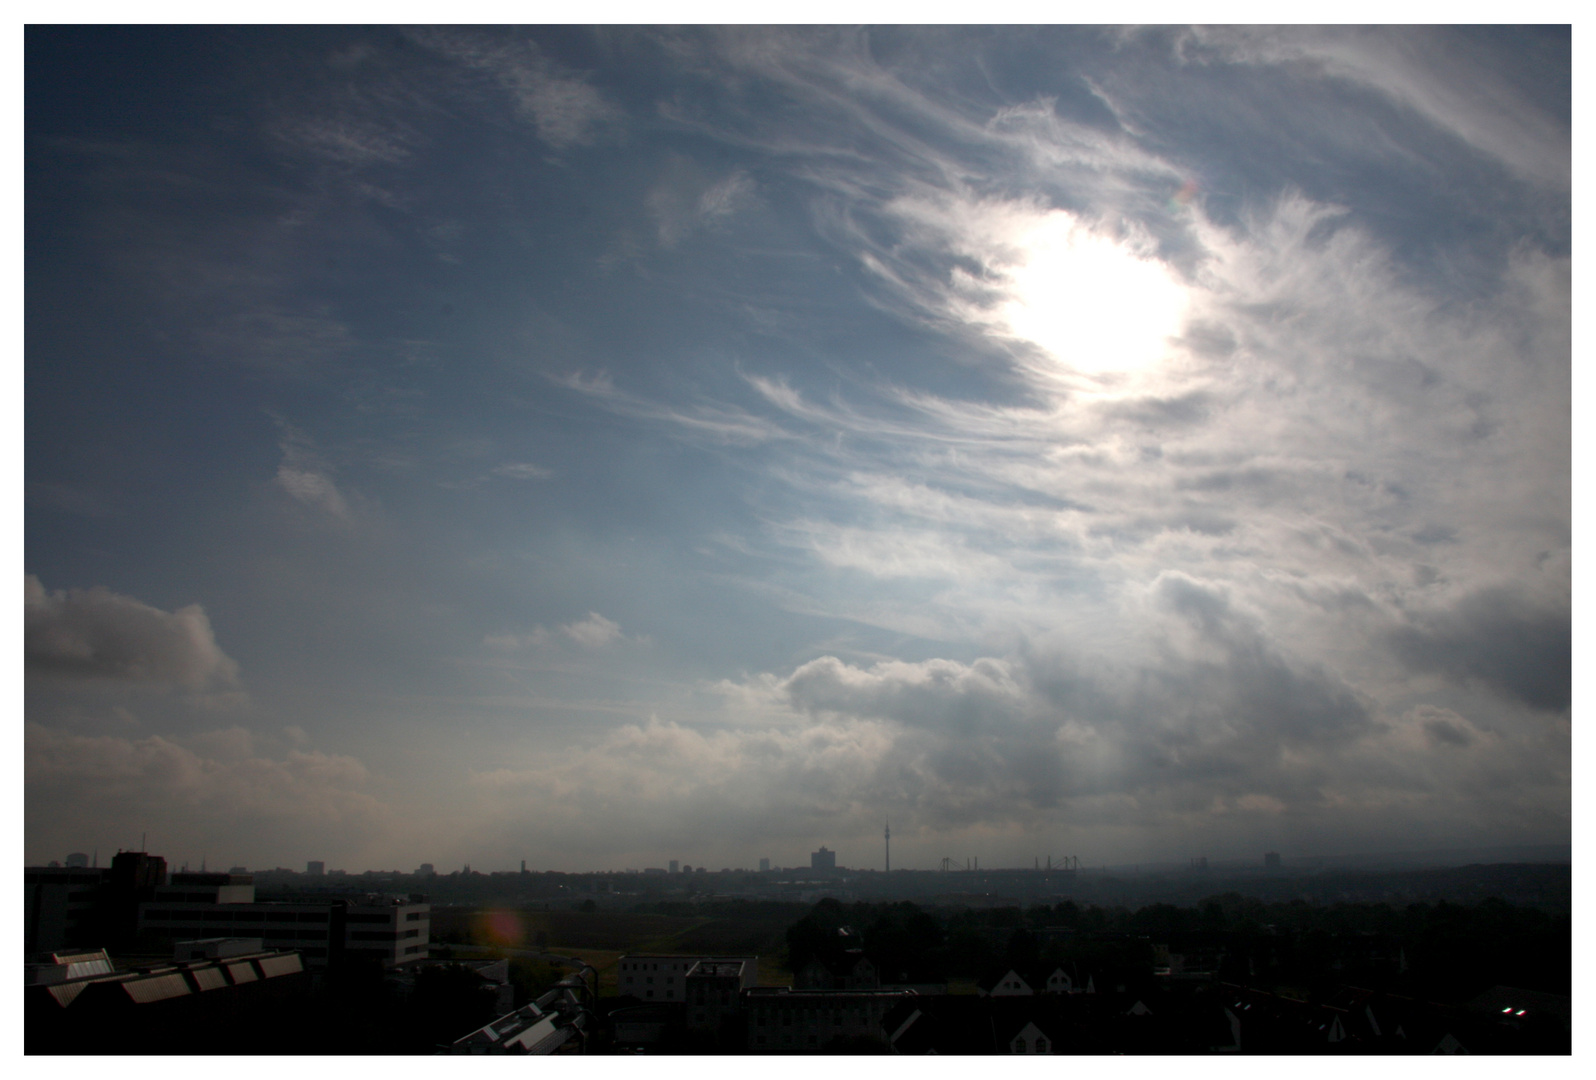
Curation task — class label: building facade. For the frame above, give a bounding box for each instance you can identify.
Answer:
[743,987,912,1053]
[686,960,747,1033]
[616,954,758,1002]
[137,887,428,968]
[25,866,112,954]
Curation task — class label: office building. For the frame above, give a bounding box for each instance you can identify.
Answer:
[25,866,112,953]
[137,881,428,968]
[811,847,836,872]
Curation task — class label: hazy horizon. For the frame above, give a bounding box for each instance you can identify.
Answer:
[26,26,1569,875]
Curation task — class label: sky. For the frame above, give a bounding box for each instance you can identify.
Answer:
[23,24,1571,874]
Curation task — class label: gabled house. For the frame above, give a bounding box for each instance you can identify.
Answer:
[796,951,879,991]
[1006,1020,1053,1054]
[976,969,1033,997]
[1041,966,1076,994]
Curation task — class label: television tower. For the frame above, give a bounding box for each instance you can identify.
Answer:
[884,818,891,873]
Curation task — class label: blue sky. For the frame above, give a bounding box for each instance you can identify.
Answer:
[25,25,1569,872]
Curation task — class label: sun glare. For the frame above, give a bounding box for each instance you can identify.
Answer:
[996,213,1188,376]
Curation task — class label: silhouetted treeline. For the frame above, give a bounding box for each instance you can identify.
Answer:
[779,892,1568,1003]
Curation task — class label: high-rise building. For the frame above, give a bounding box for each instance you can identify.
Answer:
[65,853,89,869]
[811,847,836,872]
[758,858,770,873]
[306,861,325,876]
[669,860,679,874]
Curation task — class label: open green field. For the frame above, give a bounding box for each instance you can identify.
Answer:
[430,903,802,992]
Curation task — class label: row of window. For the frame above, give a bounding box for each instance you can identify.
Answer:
[753,1034,819,1047]
[145,910,267,923]
[752,1008,880,1027]
[347,928,423,941]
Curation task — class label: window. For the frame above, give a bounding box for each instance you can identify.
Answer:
[1014,1038,1027,1054]
[1036,1038,1049,1054]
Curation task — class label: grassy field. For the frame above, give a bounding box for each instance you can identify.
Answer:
[431,903,800,993]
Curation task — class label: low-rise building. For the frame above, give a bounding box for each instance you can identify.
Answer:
[449,982,591,1054]
[615,953,757,1002]
[685,960,747,1033]
[25,945,309,1053]
[742,987,913,1053]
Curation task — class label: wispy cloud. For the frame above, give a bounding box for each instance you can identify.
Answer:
[553,369,791,446]
[410,29,624,149]
[491,462,554,481]
[1177,26,1570,192]
[561,612,623,648]
[272,419,355,524]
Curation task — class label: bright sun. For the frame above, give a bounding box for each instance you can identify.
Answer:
[994,212,1188,376]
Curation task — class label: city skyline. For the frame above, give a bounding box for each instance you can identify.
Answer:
[26,26,1569,874]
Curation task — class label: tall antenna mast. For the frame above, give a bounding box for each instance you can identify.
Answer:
[884,818,891,873]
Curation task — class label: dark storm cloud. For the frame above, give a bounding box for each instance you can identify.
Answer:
[1391,587,1570,712]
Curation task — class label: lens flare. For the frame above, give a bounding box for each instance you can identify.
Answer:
[474,908,526,947]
